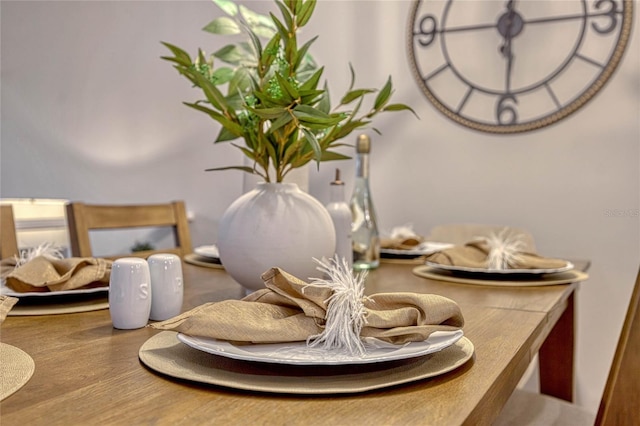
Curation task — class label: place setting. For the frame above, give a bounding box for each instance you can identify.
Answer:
[0,244,111,315]
[184,244,224,270]
[139,256,475,394]
[412,230,589,287]
[380,225,454,263]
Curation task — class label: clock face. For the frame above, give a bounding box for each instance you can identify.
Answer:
[407,0,634,133]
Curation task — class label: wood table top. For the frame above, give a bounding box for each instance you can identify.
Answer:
[0,260,587,426]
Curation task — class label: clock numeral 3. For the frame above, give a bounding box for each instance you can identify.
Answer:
[592,0,618,34]
[416,15,438,47]
[496,95,518,125]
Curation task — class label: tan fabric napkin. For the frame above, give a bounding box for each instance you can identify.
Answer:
[1,256,111,293]
[380,236,423,250]
[151,267,464,345]
[0,295,18,323]
[426,240,568,270]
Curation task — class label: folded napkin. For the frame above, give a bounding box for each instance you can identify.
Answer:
[381,224,424,250]
[0,296,18,323]
[426,239,567,270]
[1,256,112,293]
[151,267,464,346]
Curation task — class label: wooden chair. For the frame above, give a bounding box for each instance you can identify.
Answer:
[494,266,640,425]
[1,204,20,259]
[66,201,192,259]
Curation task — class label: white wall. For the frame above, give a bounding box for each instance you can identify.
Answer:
[1,0,638,415]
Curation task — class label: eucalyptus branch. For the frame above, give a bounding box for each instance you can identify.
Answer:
[162,0,417,182]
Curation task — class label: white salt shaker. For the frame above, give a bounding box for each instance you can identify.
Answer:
[147,253,183,321]
[109,257,151,329]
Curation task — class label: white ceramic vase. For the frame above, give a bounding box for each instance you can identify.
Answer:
[217,182,336,293]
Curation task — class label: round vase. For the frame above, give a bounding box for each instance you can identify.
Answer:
[217,182,336,292]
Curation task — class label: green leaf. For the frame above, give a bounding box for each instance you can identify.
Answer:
[275,73,300,100]
[316,82,331,114]
[383,103,420,118]
[244,27,263,63]
[260,33,282,76]
[320,150,351,161]
[301,128,322,162]
[275,0,294,30]
[340,88,375,105]
[202,17,241,35]
[213,44,246,65]
[299,67,324,91]
[374,76,393,110]
[299,89,324,105]
[239,5,277,38]
[348,63,356,92]
[248,106,287,120]
[211,67,234,85]
[191,72,228,111]
[184,102,244,136]
[293,35,318,71]
[270,13,289,41]
[161,42,192,66]
[205,165,257,174]
[215,126,241,142]
[268,113,294,134]
[296,0,317,27]
[228,67,253,94]
[212,0,238,17]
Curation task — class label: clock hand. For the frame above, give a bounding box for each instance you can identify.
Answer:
[499,0,517,92]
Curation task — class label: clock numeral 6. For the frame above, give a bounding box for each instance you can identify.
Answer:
[592,0,618,34]
[496,95,518,125]
[416,15,438,47]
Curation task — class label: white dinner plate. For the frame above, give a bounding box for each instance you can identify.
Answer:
[0,284,109,298]
[424,261,574,276]
[193,245,220,260]
[381,242,454,257]
[177,329,463,365]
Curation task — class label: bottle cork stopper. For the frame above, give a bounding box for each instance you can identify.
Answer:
[355,134,371,153]
[331,168,344,185]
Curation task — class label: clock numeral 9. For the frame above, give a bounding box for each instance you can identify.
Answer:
[415,15,438,47]
[496,95,518,125]
[592,0,618,34]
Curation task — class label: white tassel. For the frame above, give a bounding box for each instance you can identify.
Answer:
[306,255,369,356]
[15,242,64,267]
[484,229,525,270]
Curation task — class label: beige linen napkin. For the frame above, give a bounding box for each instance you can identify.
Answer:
[0,296,18,323]
[426,240,567,270]
[151,267,464,345]
[380,236,423,250]
[1,256,111,293]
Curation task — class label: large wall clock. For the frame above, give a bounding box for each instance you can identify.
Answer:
[407,0,634,134]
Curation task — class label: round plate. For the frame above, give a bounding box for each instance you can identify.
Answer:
[177,330,463,365]
[139,331,475,394]
[424,261,574,276]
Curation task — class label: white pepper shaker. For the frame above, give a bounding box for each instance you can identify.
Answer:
[147,253,183,321]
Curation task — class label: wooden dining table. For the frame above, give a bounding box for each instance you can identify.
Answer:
[0,259,588,425]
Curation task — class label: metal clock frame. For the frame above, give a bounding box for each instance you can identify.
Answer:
[407,0,634,134]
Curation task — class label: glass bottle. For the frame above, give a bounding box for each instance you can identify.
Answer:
[350,134,380,270]
[325,169,353,269]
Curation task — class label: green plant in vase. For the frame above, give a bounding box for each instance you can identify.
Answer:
[162,0,416,183]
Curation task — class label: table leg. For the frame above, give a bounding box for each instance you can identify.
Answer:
[539,292,574,402]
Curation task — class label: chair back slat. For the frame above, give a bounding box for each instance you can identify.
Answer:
[66,201,192,259]
[595,266,640,425]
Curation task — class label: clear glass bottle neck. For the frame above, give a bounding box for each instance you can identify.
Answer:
[355,152,370,179]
